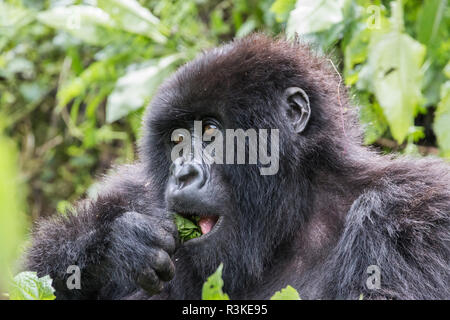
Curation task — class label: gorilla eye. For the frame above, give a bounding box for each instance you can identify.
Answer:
[203,124,218,136]
[173,132,185,144]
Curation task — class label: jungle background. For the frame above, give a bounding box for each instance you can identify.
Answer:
[0,0,449,293]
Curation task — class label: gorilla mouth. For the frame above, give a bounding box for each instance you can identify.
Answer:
[177,213,223,243]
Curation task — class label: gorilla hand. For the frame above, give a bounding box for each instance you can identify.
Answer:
[106,211,177,296]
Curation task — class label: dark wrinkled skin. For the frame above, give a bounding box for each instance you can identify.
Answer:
[25,34,450,300]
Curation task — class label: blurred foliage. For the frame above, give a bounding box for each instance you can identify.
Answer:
[0,117,27,293]
[0,0,448,263]
[279,0,450,152]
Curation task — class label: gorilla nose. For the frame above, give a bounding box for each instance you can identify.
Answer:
[170,158,206,190]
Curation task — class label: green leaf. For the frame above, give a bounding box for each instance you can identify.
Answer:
[445,62,450,78]
[363,3,426,144]
[343,15,390,87]
[202,264,230,300]
[210,9,231,36]
[359,100,389,145]
[368,31,426,143]
[344,26,371,86]
[106,54,182,123]
[270,0,296,22]
[270,285,301,300]
[287,0,345,37]
[422,63,446,106]
[9,272,56,300]
[174,214,202,242]
[97,0,166,43]
[0,125,26,291]
[236,19,257,38]
[58,59,117,107]
[434,81,450,157]
[416,0,447,48]
[37,6,118,46]
[0,2,33,29]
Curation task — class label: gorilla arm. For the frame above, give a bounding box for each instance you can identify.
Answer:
[25,164,177,299]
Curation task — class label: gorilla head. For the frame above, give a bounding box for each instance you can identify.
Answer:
[140,34,358,294]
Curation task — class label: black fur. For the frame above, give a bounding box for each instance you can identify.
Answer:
[25,34,450,300]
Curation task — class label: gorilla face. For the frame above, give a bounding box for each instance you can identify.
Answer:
[140,35,345,293]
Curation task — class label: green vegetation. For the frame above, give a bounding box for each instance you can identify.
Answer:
[202,263,230,300]
[201,263,301,300]
[174,213,202,242]
[0,119,27,294]
[270,285,301,300]
[275,0,450,154]
[0,0,449,298]
[9,271,56,300]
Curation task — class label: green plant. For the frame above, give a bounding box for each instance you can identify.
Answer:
[9,271,56,300]
[0,117,28,293]
[201,263,301,300]
[174,213,202,242]
[273,0,450,156]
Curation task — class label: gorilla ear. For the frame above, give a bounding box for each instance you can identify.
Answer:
[283,87,311,134]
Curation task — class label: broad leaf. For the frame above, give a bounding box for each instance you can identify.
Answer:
[37,5,117,46]
[416,0,447,48]
[97,0,166,43]
[422,63,446,106]
[0,2,33,29]
[367,31,426,143]
[359,99,389,145]
[202,264,230,300]
[106,54,182,123]
[57,59,117,107]
[270,285,301,300]
[270,0,296,22]
[287,0,345,37]
[9,272,56,300]
[363,3,426,144]
[344,25,371,86]
[434,81,450,157]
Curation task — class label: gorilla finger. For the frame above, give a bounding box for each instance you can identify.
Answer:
[151,250,175,281]
[137,268,164,295]
[148,216,178,239]
[161,231,177,254]
[146,229,176,254]
[161,218,178,237]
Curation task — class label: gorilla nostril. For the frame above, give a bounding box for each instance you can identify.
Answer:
[178,167,195,180]
[173,163,205,189]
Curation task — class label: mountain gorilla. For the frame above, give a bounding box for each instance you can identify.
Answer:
[26,34,450,300]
